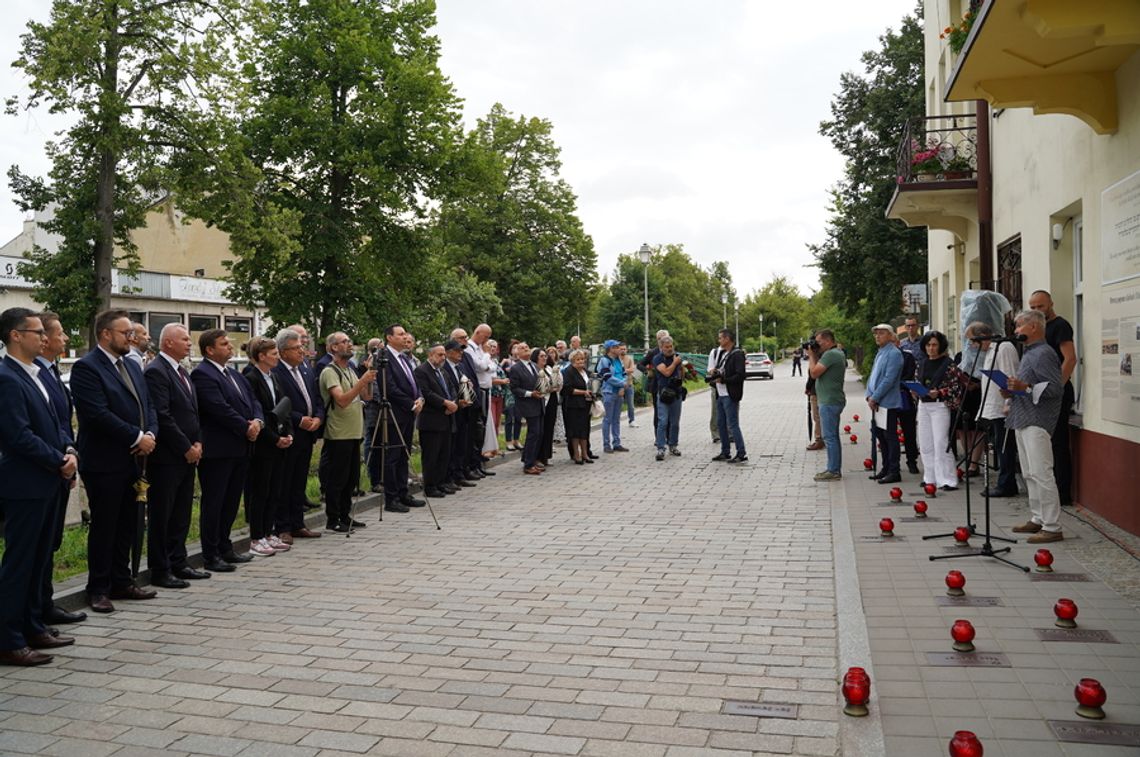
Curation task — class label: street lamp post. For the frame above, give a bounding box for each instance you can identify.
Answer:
[734,302,740,345]
[721,291,728,329]
[639,243,652,350]
[759,313,764,355]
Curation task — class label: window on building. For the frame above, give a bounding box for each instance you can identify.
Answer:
[225,317,252,335]
[128,310,146,325]
[148,312,182,338]
[189,315,219,332]
[997,235,1022,335]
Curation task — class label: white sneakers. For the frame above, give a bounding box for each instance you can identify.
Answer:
[249,536,291,556]
[266,535,291,552]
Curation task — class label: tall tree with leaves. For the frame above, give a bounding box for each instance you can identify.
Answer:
[811,2,926,322]
[436,103,597,344]
[220,0,463,339]
[7,0,246,344]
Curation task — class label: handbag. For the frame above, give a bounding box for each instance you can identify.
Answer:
[590,399,605,418]
[659,386,678,404]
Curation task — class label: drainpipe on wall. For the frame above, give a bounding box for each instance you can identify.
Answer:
[976,99,993,289]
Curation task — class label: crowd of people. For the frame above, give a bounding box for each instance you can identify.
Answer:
[806,289,1076,546]
[1,306,763,667]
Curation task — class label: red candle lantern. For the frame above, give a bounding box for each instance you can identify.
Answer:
[841,667,871,717]
[1074,678,1107,720]
[843,424,851,433]
[1054,598,1079,629]
[945,570,965,597]
[879,517,895,537]
[889,486,903,501]
[924,483,938,497]
[897,434,905,443]
[914,500,928,518]
[948,731,984,757]
[863,458,873,470]
[956,467,965,480]
[954,526,970,545]
[853,414,860,422]
[1034,549,1054,573]
[951,619,976,653]
[849,434,858,444]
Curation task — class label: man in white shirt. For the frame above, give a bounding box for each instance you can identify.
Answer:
[969,321,1021,498]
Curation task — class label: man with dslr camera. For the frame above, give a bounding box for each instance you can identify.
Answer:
[709,329,747,463]
[807,329,845,481]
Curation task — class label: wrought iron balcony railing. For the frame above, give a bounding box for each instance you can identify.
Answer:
[895,114,978,185]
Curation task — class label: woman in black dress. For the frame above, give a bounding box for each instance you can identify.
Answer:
[560,349,594,464]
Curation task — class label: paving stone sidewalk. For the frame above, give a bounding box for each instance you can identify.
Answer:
[0,374,844,756]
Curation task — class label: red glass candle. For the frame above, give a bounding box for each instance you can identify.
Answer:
[957,467,965,479]
[951,619,976,652]
[954,526,970,544]
[863,457,873,470]
[945,570,965,597]
[924,483,938,497]
[853,414,860,422]
[914,500,928,517]
[841,667,870,717]
[843,424,851,433]
[889,486,903,501]
[897,434,905,443]
[849,434,858,444]
[948,730,984,757]
[879,517,894,536]
[1054,598,1079,629]
[1034,549,1054,573]
[1074,678,1107,719]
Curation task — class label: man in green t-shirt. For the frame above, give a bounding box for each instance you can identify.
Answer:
[808,329,846,481]
[318,332,375,532]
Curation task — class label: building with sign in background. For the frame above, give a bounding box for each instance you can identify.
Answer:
[0,198,266,358]
[885,1,1140,535]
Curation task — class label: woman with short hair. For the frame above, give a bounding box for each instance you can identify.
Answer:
[915,331,965,491]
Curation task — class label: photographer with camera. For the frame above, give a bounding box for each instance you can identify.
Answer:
[807,329,846,481]
[709,329,747,463]
[652,336,685,462]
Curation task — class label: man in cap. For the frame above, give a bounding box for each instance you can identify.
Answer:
[866,324,904,484]
[597,340,629,453]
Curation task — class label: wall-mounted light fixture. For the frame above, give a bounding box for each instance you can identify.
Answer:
[1051,223,1064,250]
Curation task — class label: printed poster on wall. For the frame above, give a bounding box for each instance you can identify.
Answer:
[1102,168,1140,285]
[1101,282,1140,428]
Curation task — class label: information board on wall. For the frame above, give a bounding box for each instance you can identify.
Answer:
[1102,168,1140,285]
[1101,282,1140,428]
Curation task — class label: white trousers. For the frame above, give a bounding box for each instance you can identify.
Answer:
[917,401,957,488]
[1015,426,1062,532]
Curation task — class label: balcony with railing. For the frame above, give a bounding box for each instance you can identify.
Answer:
[886,114,979,241]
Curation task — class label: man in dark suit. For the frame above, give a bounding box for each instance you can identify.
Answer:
[34,312,86,625]
[414,344,458,498]
[379,324,425,513]
[143,324,206,588]
[192,328,263,573]
[70,309,160,613]
[509,343,545,474]
[443,340,477,489]
[709,328,748,463]
[0,309,77,665]
[272,328,325,542]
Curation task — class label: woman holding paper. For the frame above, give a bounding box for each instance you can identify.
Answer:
[915,331,965,490]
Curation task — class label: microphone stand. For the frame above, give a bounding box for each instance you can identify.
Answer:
[926,338,1027,571]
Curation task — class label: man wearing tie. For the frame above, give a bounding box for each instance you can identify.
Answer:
[0,309,77,665]
[509,342,546,474]
[192,328,263,573]
[415,344,459,498]
[380,324,424,513]
[70,310,160,613]
[143,324,206,588]
[34,313,87,625]
[272,328,325,542]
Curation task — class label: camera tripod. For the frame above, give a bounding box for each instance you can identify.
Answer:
[924,339,1026,572]
[361,350,440,534]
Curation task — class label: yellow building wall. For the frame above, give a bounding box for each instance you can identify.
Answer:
[126,199,235,279]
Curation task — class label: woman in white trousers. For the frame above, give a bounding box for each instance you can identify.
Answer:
[915,331,964,490]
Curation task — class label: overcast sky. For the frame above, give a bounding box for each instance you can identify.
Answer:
[0,0,918,297]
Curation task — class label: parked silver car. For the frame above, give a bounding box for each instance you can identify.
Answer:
[745,352,774,379]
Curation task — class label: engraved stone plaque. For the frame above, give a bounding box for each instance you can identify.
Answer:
[1048,720,1140,746]
[924,651,1011,667]
[1029,573,1091,582]
[1034,628,1118,643]
[941,546,975,553]
[722,701,799,719]
[858,535,907,541]
[934,596,1004,607]
[899,516,945,522]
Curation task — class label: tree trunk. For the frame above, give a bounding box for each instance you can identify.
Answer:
[92,5,121,346]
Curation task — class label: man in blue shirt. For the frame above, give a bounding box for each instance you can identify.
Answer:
[597,340,629,453]
[866,324,905,484]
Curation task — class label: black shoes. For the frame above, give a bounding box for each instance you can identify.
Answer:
[173,567,211,580]
[982,488,1017,498]
[44,606,87,625]
[612,446,630,452]
[385,502,410,513]
[204,558,236,572]
[401,495,426,508]
[150,572,190,590]
[222,551,254,564]
[454,479,476,488]
[479,468,496,476]
[425,488,447,498]
[711,453,731,461]
[728,454,748,463]
[907,463,920,475]
[941,485,959,492]
[877,474,902,484]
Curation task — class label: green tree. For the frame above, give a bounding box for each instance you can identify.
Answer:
[221,0,463,340]
[811,3,926,323]
[7,0,246,344]
[436,103,597,345]
[738,276,810,355]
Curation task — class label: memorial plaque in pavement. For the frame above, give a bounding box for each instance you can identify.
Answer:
[934,595,1004,607]
[722,701,799,719]
[940,546,976,553]
[924,651,1011,667]
[858,535,908,542]
[899,516,944,522]
[1034,628,1118,643]
[1048,720,1140,746]
[1029,572,1090,582]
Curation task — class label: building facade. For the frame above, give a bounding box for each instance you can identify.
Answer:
[0,199,266,358]
[887,0,1140,534]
